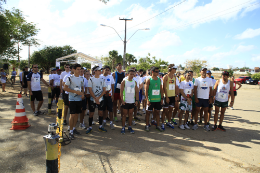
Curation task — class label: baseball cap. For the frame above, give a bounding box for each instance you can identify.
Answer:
[52,68,57,71]
[200,67,207,71]
[57,69,61,71]
[169,66,177,69]
[94,66,101,71]
[206,70,212,74]
[25,66,28,68]
[222,71,229,76]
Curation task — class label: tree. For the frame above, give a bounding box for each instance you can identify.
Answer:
[125,53,137,66]
[0,14,11,55]
[212,67,219,71]
[81,62,91,69]
[0,8,39,61]
[105,50,122,71]
[227,69,234,77]
[251,73,260,80]
[184,59,208,76]
[30,45,77,73]
[19,60,29,70]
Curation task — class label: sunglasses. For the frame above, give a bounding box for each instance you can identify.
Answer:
[154,71,159,73]
[65,67,70,68]
[33,67,38,68]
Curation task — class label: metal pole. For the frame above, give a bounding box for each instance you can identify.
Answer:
[123,20,127,70]
[28,44,30,67]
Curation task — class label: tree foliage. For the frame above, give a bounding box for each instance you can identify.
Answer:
[81,62,91,69]
[212,67,219,71]
[30,45,77,73]
[101,50,122,71]
[184,59,208,76]
[227,69,234,77]
[125,53,137,66]
[251,73,260,80]
[19,60,29,70]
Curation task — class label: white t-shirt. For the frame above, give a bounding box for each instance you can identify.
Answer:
[194,77,213,99]
[49,74,53,84]
[60,71,70,89]
[179,80,194,101]
[63,74,72,94]
[52,74,60,87]
[101,75,115,96]
[19,72,23,81]
[83,77,88,92]
[88,76,106,101]
[27,72,42,91]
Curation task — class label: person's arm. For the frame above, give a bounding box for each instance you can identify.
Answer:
[145,79,150,105]
[27,81,32,95]
[50,79,54,89]
[22,72,25,85]
[41,78,50,87]
[230,81,234,107]
[60,74,63,91]
[235,81,242,90]
[163,75,168,98]
[135,81,139,105]
[88,87,96,99]
[120,80,125,104]
[160,82,164,105]
[111,84,115,101]
[64,85,83,95]
[213,80,219,97]
[81,86,85,99]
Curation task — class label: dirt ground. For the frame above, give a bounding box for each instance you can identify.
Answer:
[0,75,260,173]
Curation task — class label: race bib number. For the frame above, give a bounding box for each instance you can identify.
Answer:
[55,82,59,86]
[116,83,121,89]
[169,84,175,90]
[200,81,208,88]
[127,87,135,94]
[184,89,191,95]
[74,87,81,92]
[152,90,160,95]
[106,85,111,91]
[33,78,40,83]
[218,92,227,100]
[93,97,102,103]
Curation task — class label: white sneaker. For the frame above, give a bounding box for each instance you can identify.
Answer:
[110,123,115,130]
[204,125,210,131]
[117,110,121,114]
[132,120,136,126]
[230,107,234,110]
[143,108,145,114]
[67,126,70,131]
[192,124,198,130]
[184,124,190,129]
[81,123,87,129]
[92,121,95,125]
[179,124,185,130]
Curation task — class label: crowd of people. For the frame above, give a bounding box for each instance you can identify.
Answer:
[2,63,243,140]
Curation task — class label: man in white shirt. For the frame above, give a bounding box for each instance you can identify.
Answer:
[60,64,71,125]
[19,69,24,94]
[193,67,213,131]
[50,69,61,104]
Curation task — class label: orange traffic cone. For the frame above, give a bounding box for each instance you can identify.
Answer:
[10,94,30,130]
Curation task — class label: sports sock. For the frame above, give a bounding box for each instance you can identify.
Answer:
[70,130,73,134]
[89,117,93,126]
[110,121,113,124]
[99,116,103,125]
[73,127,75,130]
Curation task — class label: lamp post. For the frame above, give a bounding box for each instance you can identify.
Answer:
[100,22,149,70]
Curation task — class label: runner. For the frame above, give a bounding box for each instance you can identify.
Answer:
[141,71,147,114]
[22,66,29,97]
[145,67,164,132]
[206,70,216,125]
[84,70,91,116]
[178,73,194,130]
[50,69,61,104]
[131,68,141,123]
[64,64,85,140]
[60,64,71,125]
[50,69,57,104]
[162,64,178,130]
[188,70,196,126]
[228,76,241,110]
[212,71,234,131]
[19,69,24,94]
[171,72,180,126]
[27,64,50,116]
[79,67,87,129]
[120,69,139,134]
[101,65,115,130]
[137,69,143,116]
[0,68,7,92]
[11,68,17,84]
[86,66,107,134]
[193,67,213,131]
[112,63,125,122]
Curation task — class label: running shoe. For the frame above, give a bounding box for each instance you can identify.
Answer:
[69,133,75,140]
[218,125,226,132]
[143,109,146,114]
[179,125,185,130]
[190,120,194,125]
[186,121,190,126]
[67,126,70,131]
[230,107,234,110]
[145,125,149,132]
[87,110,89,115]
[171,119,178,125]
[63,120,67,125]
[151,121,157,126]
[184,124,190,129]
[37,111,42,115]
[166,123,174,129]
[211,125,218,131]
[80,123,87,129]
[121,128,125,134]
[132,120,136,126]
[102,121,106,127]
[207,122,210,126]
[92,121,96,125]
[110,123,115,130]
[114,117,118,122]
[137,112,142,116]
[156,126,164,132]
[106,117,110,121]
[33,112,38,116]
[73,129,81,135]
[161,125,165,131]
[134,117,141,121]
[192,124,198,130]
[198,120,203,125]
[86,128,92,134]
[98,127,107,132]
[128,127,135,134]
[117,110,121,114]
[204,125,210,132]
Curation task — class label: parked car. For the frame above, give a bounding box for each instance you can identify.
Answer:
[234,76,250,84]
[245,78,259,85]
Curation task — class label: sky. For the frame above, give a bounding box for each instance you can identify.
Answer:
[3,0,260,69]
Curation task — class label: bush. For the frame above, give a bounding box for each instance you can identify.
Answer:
[251,73,260,80]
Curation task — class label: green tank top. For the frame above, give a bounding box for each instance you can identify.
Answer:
[148,77,161,102]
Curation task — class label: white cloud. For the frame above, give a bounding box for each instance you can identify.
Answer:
[140,31,181,49]
[159,0,168,3]
[202,46,219,51]
[236,45,255,52]
[234,28,260,39]
[183,48,200,58]
[252,55,260,62]
[225,33,231,38]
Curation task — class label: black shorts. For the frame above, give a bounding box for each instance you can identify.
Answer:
[86,96,90,110]
[51,87,60,98]
[104,96,113,112]
[82,98,87,110]
[69,101,82,114]
[147,102,162,111]
[196,98,209,108]
[22,81,28,88]
[30,91,43,101]
[64,93,69,106]
[208,103,213,108]
[11,76,15,80]
[89,100,105,112]
[163,97,175,108]
[229,91,237,96]
[20,81,23,86]
[121,103,135,110]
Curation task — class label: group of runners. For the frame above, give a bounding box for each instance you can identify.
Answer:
[2,63,243,140]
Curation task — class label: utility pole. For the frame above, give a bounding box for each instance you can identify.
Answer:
[28,44,30,67]
[119,18,133,70]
